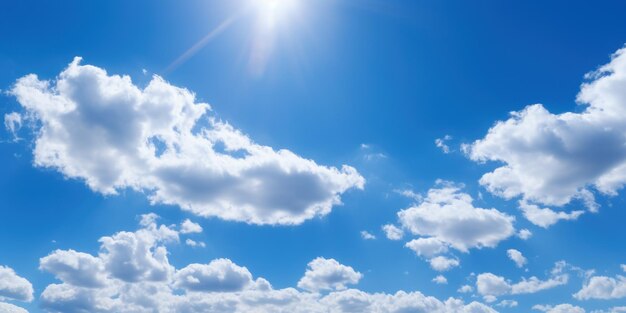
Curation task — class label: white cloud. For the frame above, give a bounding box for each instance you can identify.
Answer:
[533,304,586,313]
[405,237,449,258]
[519,201,584,228]
[574,274,626,300]
[3,112,22,141]
[458,285,474,293]
[180,219,203,234]
[466,46,626,220]
[507,249,527,268]
[621,264,626,272]
[398,181,515,252]
[476,263,569,301]
[517,228,533,240]
[360,231,376,240]
[0,265,33,303]
[297,258,362,292]
[173,259,254,292]
[0,302,28,313]
[496,300,518,308]
[10,58,364,226]
[429,256,460,272]
[432,275,448,284]
[185,239,206,248]
[382,224,404,240]
[37,217,496,313]
[435,135,453,154]
[591,307,626,313]
[40,249,107,288]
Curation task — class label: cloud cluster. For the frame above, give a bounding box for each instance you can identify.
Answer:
[0,265,33,312]
[466,46,626,225]
[8,58,364,225]
[475,262,569,302]
[574,273,626,300]
[35,215,497,313]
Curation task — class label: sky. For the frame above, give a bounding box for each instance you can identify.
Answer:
[1,0,626,312]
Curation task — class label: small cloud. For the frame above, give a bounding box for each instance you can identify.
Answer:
[458,285,473,293]
[185,239,206,248]
[360,231,376,240]
[496,300,518,308]
[435,135,453,154]
[432,275,448,284]
[4,112,22,141]
[381,224,404,240]
[517,229,533,240]
[180,219,203,234]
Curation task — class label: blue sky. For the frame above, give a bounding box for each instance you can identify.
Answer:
[1,1,626,312]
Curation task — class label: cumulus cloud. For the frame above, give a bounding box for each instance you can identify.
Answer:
[398,181,515,252]
[458,285,474,293]
[533,304,586,313]
[180,219,203,234]
[429,256,460,272]
[382,224,404,240]
[432,275,448,284]
[0,265,33,303]
[496,300,518,308]
[466,46,626,223]
[517,228,533,240]
[476,262,569,301]
[405,237,449,258]
[37,217,496,313]
[185,239,206,248]
[0,302,29,313]
[519,201,584,228]
[506,249,527,268]
[9,58,364,225]
[574,274,626,300]
[297,258,362,292]
[3,112,22,141]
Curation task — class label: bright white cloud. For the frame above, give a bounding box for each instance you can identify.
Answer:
[185,239,206,248]
[10,58,364,226]
[0,302,29,313]
[405,237,449,258]
[476,262,569,301]
[382,224,404,240]
[458,285,474,293]
[519,201,584,228]
[432,275,448,284]
[429,256,460,272]
[37,216,496,313]
[517,228,533,240]
[467,46,626,220]
[534,304,586,313]
[297,257,362,292]
[496,300,518,308]
[574,274,626,300]
[180,219,203,234]
[0,265,33,303]
[507,249,527,268]
[360,231,376,240]
[435,135,453,154]
[398,181,515,252]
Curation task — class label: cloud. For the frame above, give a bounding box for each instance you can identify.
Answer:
[185,239,206,248]
[476,262,569,301]
[458,285,474,293]
[496,300,518,308]
[533,304,586,313]
[180,219,203,234]
[9,58,364,226]
[3,112,22,141]
[297,258,362,292]
[405,237,449,258]
[466,46,626,220]
[432,275,448,284]
[397,181,515,252]
[382,224,404,240]
[506,249,527,268]
[574,274,626,300]
[360,231,376,240]
[0,302,29,313]
[37,216,496,313]
[519,201,584,228]
[0,265,33,302]
[517,229,533,240]
[173,259,254,292]
[429,256,460,272]
[435,135,453,154]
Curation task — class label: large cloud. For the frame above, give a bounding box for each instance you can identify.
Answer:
[466,45,626,223]
[398,181,515,253]
[574,273,626,300]
[37,214,497,313]
[0,265,33,313]
[8,58,364,225]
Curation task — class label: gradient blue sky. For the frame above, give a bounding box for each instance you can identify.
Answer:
[1,1,626,312]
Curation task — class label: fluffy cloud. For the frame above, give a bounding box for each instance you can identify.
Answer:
[3,112,22,140]
[432,275,448,284]
[173,259,254,292]
[476,263,569,301]
[429,256,460,272]
[398,182,515,252]
[533,304,586,313]
[574,274,626,300]
[360,231,376,240]
[9,58,364,225]
[185,239,206,248]
[382,224,404,241]
[517,229,533,240]
[297,258,362,292]
[405,238,449,258]
[0,265,33,302]
[466,46,626,223]
[0,302,29,313]
[37,216,497,313]
[519,201,584,228]
[180,219,203,234]
[506,249,527,268]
